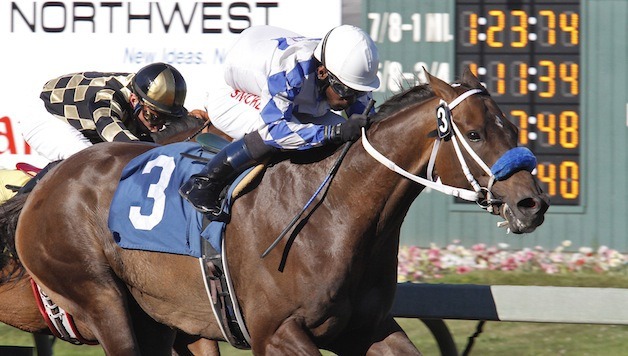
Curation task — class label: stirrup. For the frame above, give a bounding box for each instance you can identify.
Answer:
[204,198,230,223]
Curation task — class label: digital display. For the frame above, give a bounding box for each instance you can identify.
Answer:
[456,0,580,205]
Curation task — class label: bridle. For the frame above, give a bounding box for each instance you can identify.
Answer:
[362,87,537,215]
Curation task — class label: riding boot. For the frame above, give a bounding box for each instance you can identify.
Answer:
[180,133,269,219]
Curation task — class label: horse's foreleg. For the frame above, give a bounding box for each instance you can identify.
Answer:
[172,334,220,356]
[66,283,142,355]
[128,292,178,355]
[365,317,422,356]
[258,318,321,355]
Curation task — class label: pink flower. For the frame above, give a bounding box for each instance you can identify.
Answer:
[396,242,628,282]
[456,266,473,274]
[472,243,487,252]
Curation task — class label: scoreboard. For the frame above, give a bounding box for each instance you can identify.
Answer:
[455,0,581,205]
[365,0,628,252]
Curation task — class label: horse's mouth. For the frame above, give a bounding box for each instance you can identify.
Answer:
[499,203,546,234]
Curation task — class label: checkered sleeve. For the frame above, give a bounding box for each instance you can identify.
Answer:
[39,72,139,143]
[89,88,138,142]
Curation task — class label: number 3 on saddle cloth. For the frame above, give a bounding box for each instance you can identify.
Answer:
[108,140,255,348]
[109,141,248,256]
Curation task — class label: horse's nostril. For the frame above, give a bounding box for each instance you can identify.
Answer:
[517,196,550,216]
[518,197,538,210]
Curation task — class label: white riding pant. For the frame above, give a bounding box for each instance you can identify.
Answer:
[19,105,93,162]
[205,85,345,141]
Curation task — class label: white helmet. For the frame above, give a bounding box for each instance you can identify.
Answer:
[314,25,380,92]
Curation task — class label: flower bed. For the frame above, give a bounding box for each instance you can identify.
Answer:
[398,240,628,282]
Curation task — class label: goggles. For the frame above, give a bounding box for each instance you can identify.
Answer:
[142,106,170,127]
[327,72,365,100]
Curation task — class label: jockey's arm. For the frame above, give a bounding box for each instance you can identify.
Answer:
[89,90,139,142]
[258,93,329,150]
[189,109,209,122]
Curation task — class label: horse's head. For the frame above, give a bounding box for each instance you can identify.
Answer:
[426,68,549,233]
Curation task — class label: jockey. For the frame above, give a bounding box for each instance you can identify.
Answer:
[20,62,188,162]
[180,25,380,220]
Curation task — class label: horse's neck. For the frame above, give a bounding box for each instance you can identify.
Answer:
[340,104,436,229]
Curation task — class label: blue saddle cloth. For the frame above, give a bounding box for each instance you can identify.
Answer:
[108,142,236,257]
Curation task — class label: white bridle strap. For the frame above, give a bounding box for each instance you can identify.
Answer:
[362,87,493,203]
[361,127,479,201]
[448,88,483,110]
[451,119,493,176]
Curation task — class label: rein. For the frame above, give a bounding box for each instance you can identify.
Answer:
[362,88,536,215]
[184,118,213,142]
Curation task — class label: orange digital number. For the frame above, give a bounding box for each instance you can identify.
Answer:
[538,60,556,98]
[560,62,579,96]
[511,10,528,48]
[559,111,578,149]
[560,12,579,46]
[537,112,557,146]
[496,62,506,94]
[537,161,579,200]
[467,12,478,45]
[537,163,557,196]
[559,161,579,200]
[515,62,529,96]
[511,109,529,145]
[487,10,505,48]
[488,61,507,95]
[467,62,478,77]
[539,10,556,45]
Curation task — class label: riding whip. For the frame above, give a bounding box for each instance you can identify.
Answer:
[261,99,376,258]
[184,118,213,142]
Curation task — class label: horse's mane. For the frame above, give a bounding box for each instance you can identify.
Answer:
[371,84,434,122]
[370,77,489,123]
[0,193,28,283]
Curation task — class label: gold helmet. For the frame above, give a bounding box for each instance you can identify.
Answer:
[132,62,187,119]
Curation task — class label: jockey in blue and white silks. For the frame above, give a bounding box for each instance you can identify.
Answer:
[180,25,381,220]
[209,25,375,149]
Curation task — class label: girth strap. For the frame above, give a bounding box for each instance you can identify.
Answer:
[199,236,251,349]
[30,279,97,345]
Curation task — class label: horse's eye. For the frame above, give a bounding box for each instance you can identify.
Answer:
[467,131,482,142]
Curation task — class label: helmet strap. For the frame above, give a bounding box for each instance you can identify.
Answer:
[320,28,332,68]
[133,101,142,117]
[318,27,341,97]
[315,66,330,97]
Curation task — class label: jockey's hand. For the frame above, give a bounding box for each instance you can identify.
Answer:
[325,114,368,144]
[189,109,209,121]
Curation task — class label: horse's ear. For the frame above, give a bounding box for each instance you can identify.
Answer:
[424,67,458,102]
[460,66,483,89]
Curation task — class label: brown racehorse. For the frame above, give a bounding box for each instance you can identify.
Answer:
[0,114,225,355]
[10,69,548,355]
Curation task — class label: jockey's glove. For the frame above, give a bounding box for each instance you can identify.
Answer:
[325,114,368,144]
